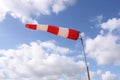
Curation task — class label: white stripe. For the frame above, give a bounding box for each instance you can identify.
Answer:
[58,27,69,38]
[37,24,48,31]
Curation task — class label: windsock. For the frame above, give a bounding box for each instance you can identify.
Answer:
[25,24,80,40]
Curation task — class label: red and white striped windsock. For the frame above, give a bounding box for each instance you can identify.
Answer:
[25,24,80,40]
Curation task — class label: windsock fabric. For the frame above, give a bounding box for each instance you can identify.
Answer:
[25,24,79,40]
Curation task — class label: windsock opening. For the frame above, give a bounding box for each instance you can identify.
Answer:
[25,24,37,30]
[67,29,79,40]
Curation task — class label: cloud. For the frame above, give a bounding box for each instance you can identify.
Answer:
[102,71,118,80]
[90,14,103,27]
[85,18,120,66]
[90,70,102,80]
[0,0,76,23]
[0,40,85,80]
[90,70,118,80]
[101,18,120,32]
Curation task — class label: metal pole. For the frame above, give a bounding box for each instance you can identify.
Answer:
[80,37,90,80]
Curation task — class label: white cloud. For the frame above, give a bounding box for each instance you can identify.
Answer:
[90,70,102,80]
[101,18,120,32]
[0,8,6,22]
[0,40,85,80]
[90,70,118,80]
[85,18,120,66]
[86,34,120,65]
[102,71,118,80]
[0,0,76,23]
[96,15,103,24]
[90,14,103,27]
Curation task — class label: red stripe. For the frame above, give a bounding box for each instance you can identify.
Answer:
[25,24,37,30]
[47,25,59,35]
[67,29,79,40]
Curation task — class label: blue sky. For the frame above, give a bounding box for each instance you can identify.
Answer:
[0,0,120,80]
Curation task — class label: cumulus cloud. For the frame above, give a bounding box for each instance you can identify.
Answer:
[102,71,118,80]
[101,18,120,32]
[90,70,118,80]
[90,70,102,80]
[85,18,120,66]
[0,40,85,80]
[0,0,76,23]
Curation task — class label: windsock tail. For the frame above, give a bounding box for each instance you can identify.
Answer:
[25,24,37,30]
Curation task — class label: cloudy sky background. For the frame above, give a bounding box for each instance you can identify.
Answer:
[0,0,120,80]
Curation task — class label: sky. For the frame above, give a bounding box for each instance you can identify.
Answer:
[0,0,120,80]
